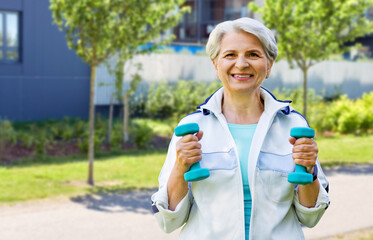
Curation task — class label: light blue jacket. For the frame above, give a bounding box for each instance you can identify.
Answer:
[151,87,330,240]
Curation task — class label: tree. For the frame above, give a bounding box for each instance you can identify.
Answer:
[50,0,188,185]
[249,0,373,118]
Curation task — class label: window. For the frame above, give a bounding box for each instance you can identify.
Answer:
[366,8,373,21]
[174,0,252,44]
[0,11,21,63]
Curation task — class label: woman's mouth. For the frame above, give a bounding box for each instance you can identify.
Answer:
[231,74,254,80]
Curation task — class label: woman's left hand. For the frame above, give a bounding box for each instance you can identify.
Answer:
[288,137,319,173]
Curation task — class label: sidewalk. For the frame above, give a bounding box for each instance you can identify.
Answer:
[0,164,372,240]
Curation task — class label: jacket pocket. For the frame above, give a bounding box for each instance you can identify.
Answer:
[200,148,238,171]
[257,151,294,203]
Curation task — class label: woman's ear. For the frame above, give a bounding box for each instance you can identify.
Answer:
[266,60,274,78]
[212,59,219,78]
[212,59,218,71]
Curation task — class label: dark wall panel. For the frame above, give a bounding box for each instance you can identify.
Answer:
[22,77,89,120]
[0,0,91,121]
[0,78,22,120]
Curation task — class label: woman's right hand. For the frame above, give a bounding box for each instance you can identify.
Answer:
[174,130,204,176]
[168,130,203,210]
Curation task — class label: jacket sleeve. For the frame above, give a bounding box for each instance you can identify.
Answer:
[151,135,193,233]
[293,160,330,228]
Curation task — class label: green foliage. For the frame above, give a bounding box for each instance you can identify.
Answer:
[357,92,373,132]
[109,123,124,150]
[249,0,373,67]
[77,132,104,153]
[30,125,49,158]
[50,0,189,67]
[130,121,154,149]
[309,93,373,134]
[145,80,222,119]
[17,132,34,149]
[0,120,17,144]
[249,0,373,118]
[0,120,17,161]
[72,119,87,138]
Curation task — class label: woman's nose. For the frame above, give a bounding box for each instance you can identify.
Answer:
[235,56,249,69]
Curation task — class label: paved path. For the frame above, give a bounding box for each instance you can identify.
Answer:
[0,164,372,240]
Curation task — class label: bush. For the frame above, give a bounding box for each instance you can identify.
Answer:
[0,120,17,144]
[357,92,373,133]
[77,133,105,153]
[0,120,17,161]
[30,124,49,158]
[146,82,176,118]
[109,123,123,150]
[130,121,153,149]
[145,80,222,119]
[17,132,34,149]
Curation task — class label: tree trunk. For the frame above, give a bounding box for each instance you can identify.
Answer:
[123,92,129,143]
[107,94,114,143]
[88,65,96,186]
[302,66,308,120]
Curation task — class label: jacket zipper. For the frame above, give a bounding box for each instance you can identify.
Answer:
[215,112,246,239]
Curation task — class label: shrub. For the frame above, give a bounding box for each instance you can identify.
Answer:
[30,125,49,158]
[73,119,87,138]
[357,92,373,133]
[145,80,222,119]
[0,120,17,161]
[17,132,34,149]
[0,120,17,144]
[110,123,123,150]
[146,82,175,118]
[77,133,105,153]
[130,121,153,149]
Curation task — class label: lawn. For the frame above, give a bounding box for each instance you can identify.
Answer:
[0,149,167,204]
[317,134,373,167]
[0,134,372,205]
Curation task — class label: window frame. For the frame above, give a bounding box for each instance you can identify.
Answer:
[0,10,22,64]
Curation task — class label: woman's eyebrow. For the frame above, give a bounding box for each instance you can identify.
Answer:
[221,49,236,54]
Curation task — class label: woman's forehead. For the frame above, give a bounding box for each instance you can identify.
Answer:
[220,31,265,52]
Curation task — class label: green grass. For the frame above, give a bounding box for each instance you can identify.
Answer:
[317,134,373,167]
[0,149,167,204]
[0,134,372,205]
[132,118,177,137]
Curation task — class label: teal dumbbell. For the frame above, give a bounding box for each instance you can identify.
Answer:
[288,127,315,185]
[174,123,210,182]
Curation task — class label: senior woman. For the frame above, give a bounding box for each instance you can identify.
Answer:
[151,17,330,240]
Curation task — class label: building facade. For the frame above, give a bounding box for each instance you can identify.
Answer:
[0,0,90,121]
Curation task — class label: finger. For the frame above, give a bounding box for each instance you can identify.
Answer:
[177,152,202,167]
[288,137,296,145]
[196,130,203,141]
[292,151,317,160]
[293,137,314,145]
[179,134,200,143]
[293,158,316,168]
[179,141,201,150]
[180,148,202,158]
[292,144,318,153]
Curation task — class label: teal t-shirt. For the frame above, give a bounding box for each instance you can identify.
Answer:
[228,123,257,240]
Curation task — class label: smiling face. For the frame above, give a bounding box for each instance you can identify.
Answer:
[213,30,273,96]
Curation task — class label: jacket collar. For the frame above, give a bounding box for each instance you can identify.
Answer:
[197,87,292,117]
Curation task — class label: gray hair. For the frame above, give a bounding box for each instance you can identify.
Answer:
[206,18,278,62]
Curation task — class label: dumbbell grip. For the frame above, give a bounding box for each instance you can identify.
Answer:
[174,123,210,182]
[288,127,315,185]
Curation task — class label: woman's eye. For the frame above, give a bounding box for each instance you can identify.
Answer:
[225,53,235,58]
[250,52,259,57]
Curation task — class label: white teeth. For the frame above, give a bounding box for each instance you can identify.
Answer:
[233,74,252,78]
